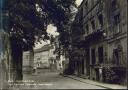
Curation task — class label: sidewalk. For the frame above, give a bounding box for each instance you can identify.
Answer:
[63,75,127,89]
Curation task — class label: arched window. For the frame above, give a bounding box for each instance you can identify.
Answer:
[113,44,123,65]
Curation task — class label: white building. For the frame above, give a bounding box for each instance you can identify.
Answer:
[34,44,53,69]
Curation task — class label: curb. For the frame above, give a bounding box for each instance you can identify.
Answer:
[62,75,127,89]
[62,75,111,89]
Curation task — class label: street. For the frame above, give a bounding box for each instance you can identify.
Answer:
[9,69,106,89]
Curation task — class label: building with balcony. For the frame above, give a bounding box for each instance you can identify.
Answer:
[70,0,127,85]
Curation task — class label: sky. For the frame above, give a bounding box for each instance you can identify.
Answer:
[34,24,58,49]
[34,0,83,49]
[76,0,83,6]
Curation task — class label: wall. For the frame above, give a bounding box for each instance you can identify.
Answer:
[34,50,50,69]
[23,51,33,73]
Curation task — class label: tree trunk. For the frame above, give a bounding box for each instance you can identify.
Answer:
[10,37,23,81]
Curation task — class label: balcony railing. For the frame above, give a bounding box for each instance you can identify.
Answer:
[90,63,126,69]
[84,29,104,42]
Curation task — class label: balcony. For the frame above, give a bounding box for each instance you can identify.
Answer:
[83,29,105,43]
[90,63,126,70]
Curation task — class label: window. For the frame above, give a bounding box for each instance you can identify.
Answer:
[114,13,120,33]
[112,0,116,6]
[91,20,95,30]
[91,48,96,65]
[26,55,29,59]
[114,14,120,25]
[85,1,88,8]
[98,46,104,64]
[80,8,83,20]
[111,0,118,11]
[86,24,89,34]
[98,14,103,27]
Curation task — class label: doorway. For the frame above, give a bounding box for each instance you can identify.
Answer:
[86,48,90,76]
[82,59,84,74]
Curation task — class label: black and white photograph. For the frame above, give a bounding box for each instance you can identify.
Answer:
[0,0,127,89]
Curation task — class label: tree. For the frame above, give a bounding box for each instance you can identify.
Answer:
[3,0,76,80]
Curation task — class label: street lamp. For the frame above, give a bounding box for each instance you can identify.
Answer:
[103,32,106,37]
[103,32,107,38]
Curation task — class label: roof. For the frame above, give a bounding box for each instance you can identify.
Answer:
[34,44,53,53]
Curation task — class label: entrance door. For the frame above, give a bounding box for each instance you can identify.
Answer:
[86,49,90,76]
[96,69,100,81]
[82,59,84,74]
[113,49,119,65]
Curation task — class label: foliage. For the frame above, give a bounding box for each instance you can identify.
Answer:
[104,66,119,83]
[4,0,77,51]
[2,0,77,80]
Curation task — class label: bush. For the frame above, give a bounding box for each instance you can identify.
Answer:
[103,66,119,83]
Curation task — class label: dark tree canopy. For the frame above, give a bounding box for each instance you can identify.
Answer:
[4,0,77,51]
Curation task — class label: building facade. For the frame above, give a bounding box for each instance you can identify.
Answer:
[23,50,34,73]
[70,0,127,85]
[34,44,59,70]
[53,36,70,74]
[34,45,51,69]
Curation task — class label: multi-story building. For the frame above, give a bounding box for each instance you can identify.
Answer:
[34,44,59,70]
[70,0,127,85]
[23,44,59,72]
[34,44,52,69]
